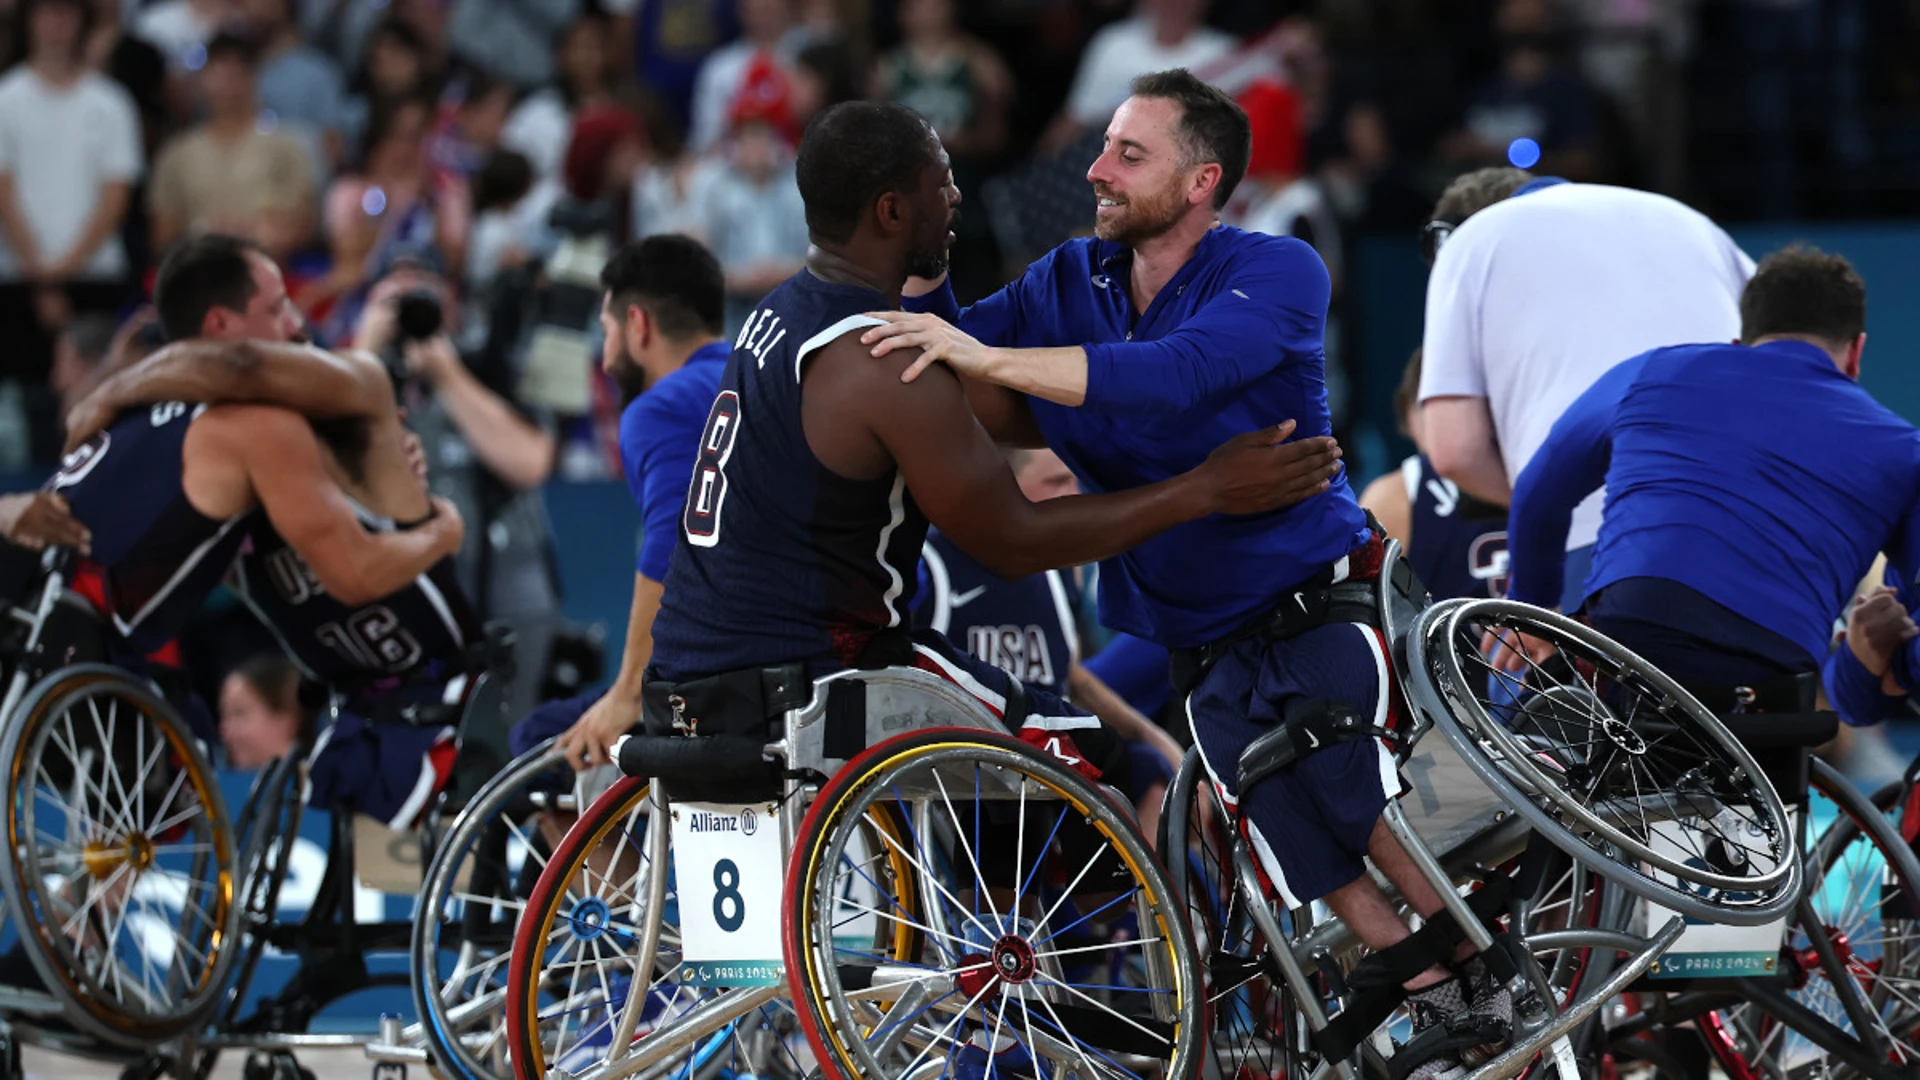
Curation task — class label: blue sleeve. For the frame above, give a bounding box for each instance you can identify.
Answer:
[1823,640,1905,727]
[1083,632,1172,718]
[621,393,702,583]
[903,278,962,324]
[1082,238,1329,417]
[1507,355,1646,607]
[906,251,1063,349]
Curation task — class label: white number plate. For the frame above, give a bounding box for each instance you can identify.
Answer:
[670,801,786,986]
[1643,806,1793,979]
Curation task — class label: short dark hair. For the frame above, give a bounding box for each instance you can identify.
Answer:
[1127,69,1251,210]
[796,101,940,245]
[600,234,726,340]
[471,148,534,213]
[1432,167,1533,224]
[1739,245,1866,348]
[154,234,268,342]
[1394,347,1422,437]
[204,30,260,69]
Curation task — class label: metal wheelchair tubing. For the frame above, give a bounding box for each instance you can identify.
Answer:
[1457,915,1685,1080]
[1426,600,1795,899]
[1404,605,1801,925]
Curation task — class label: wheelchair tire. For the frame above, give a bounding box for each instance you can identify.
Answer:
[502,775,672,1080]
[412,741,569,1080]
[1704,758,1920,1076]
[1405,598,1800,925]
[0,664,239,1046]
[786,728,1205,1080]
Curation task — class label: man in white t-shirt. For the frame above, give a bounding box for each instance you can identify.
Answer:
[0,0,142,415]
[1417,167,1753,609]
[1044,0,1235,149]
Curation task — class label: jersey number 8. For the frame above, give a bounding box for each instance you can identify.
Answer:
[684,391,742,549]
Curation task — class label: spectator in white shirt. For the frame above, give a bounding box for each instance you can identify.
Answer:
[686,0,806,154]
[690,112,807,335]
[1417,167,1754,609]
[500,12,617,182]
[0,0,142,387]
[1042,0,1234,150]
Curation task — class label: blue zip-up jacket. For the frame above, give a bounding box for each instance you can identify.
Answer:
[910,226,1369,647]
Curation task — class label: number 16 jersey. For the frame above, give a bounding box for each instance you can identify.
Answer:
[650,270,930,681]
[231,509,481,694]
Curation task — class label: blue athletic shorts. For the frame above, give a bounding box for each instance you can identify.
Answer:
[1184,621,1406,906]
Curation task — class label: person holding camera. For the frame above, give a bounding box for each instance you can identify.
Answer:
[353,251,566,725]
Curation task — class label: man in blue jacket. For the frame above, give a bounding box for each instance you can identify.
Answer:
[861,68,1510,1075]
[1508,248,1920,724]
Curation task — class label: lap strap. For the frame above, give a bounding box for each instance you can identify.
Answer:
[1312,874,1514,1062]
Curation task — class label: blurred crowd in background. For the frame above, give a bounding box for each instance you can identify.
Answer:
[0,0,1916,480]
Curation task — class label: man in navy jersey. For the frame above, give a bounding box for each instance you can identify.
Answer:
[861,70,1509,1070]
[57,234,479,826]
[1361,348,1509,601]
[1508,249,1920,723]
[57,235,464,661]
[508,234,730,770]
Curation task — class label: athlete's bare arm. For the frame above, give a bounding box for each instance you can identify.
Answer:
[1358,470,1412,550]
[960,376,1047,448]
[66,340,395,451]
[185,405,462,605]
[803,333,1341,579]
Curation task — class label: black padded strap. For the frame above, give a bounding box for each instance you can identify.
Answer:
[1236,698,1385,793]
[1313,876,1514,1062]
[824,679,866,760]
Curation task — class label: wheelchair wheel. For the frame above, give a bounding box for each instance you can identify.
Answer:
[502,774,829,1080]
[1159,746,1294,1080]
[1160,745,1613,1080]
[1405,598,1799,925]
[0,665,239,1046]
[787,728,1205,1080]
[412,741,571,1080]
[1705,758,1920,1077]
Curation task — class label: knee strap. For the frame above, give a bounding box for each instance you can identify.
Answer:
[1236,698,1387,793]
[1312,876,1514,1062]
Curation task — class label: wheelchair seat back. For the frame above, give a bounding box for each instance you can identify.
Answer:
[620,665,1006,800]
[438,670,513,814]
[1376,538,1432,666]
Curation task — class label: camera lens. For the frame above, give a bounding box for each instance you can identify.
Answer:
[395,290,443,341]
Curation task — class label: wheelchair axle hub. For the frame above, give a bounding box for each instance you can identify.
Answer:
[991,935,1037,984]
[82,832,154,879]
[566,897,614,942]
[1599,718,1646,755]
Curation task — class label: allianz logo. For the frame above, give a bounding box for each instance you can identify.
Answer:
[687,807,761,835]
